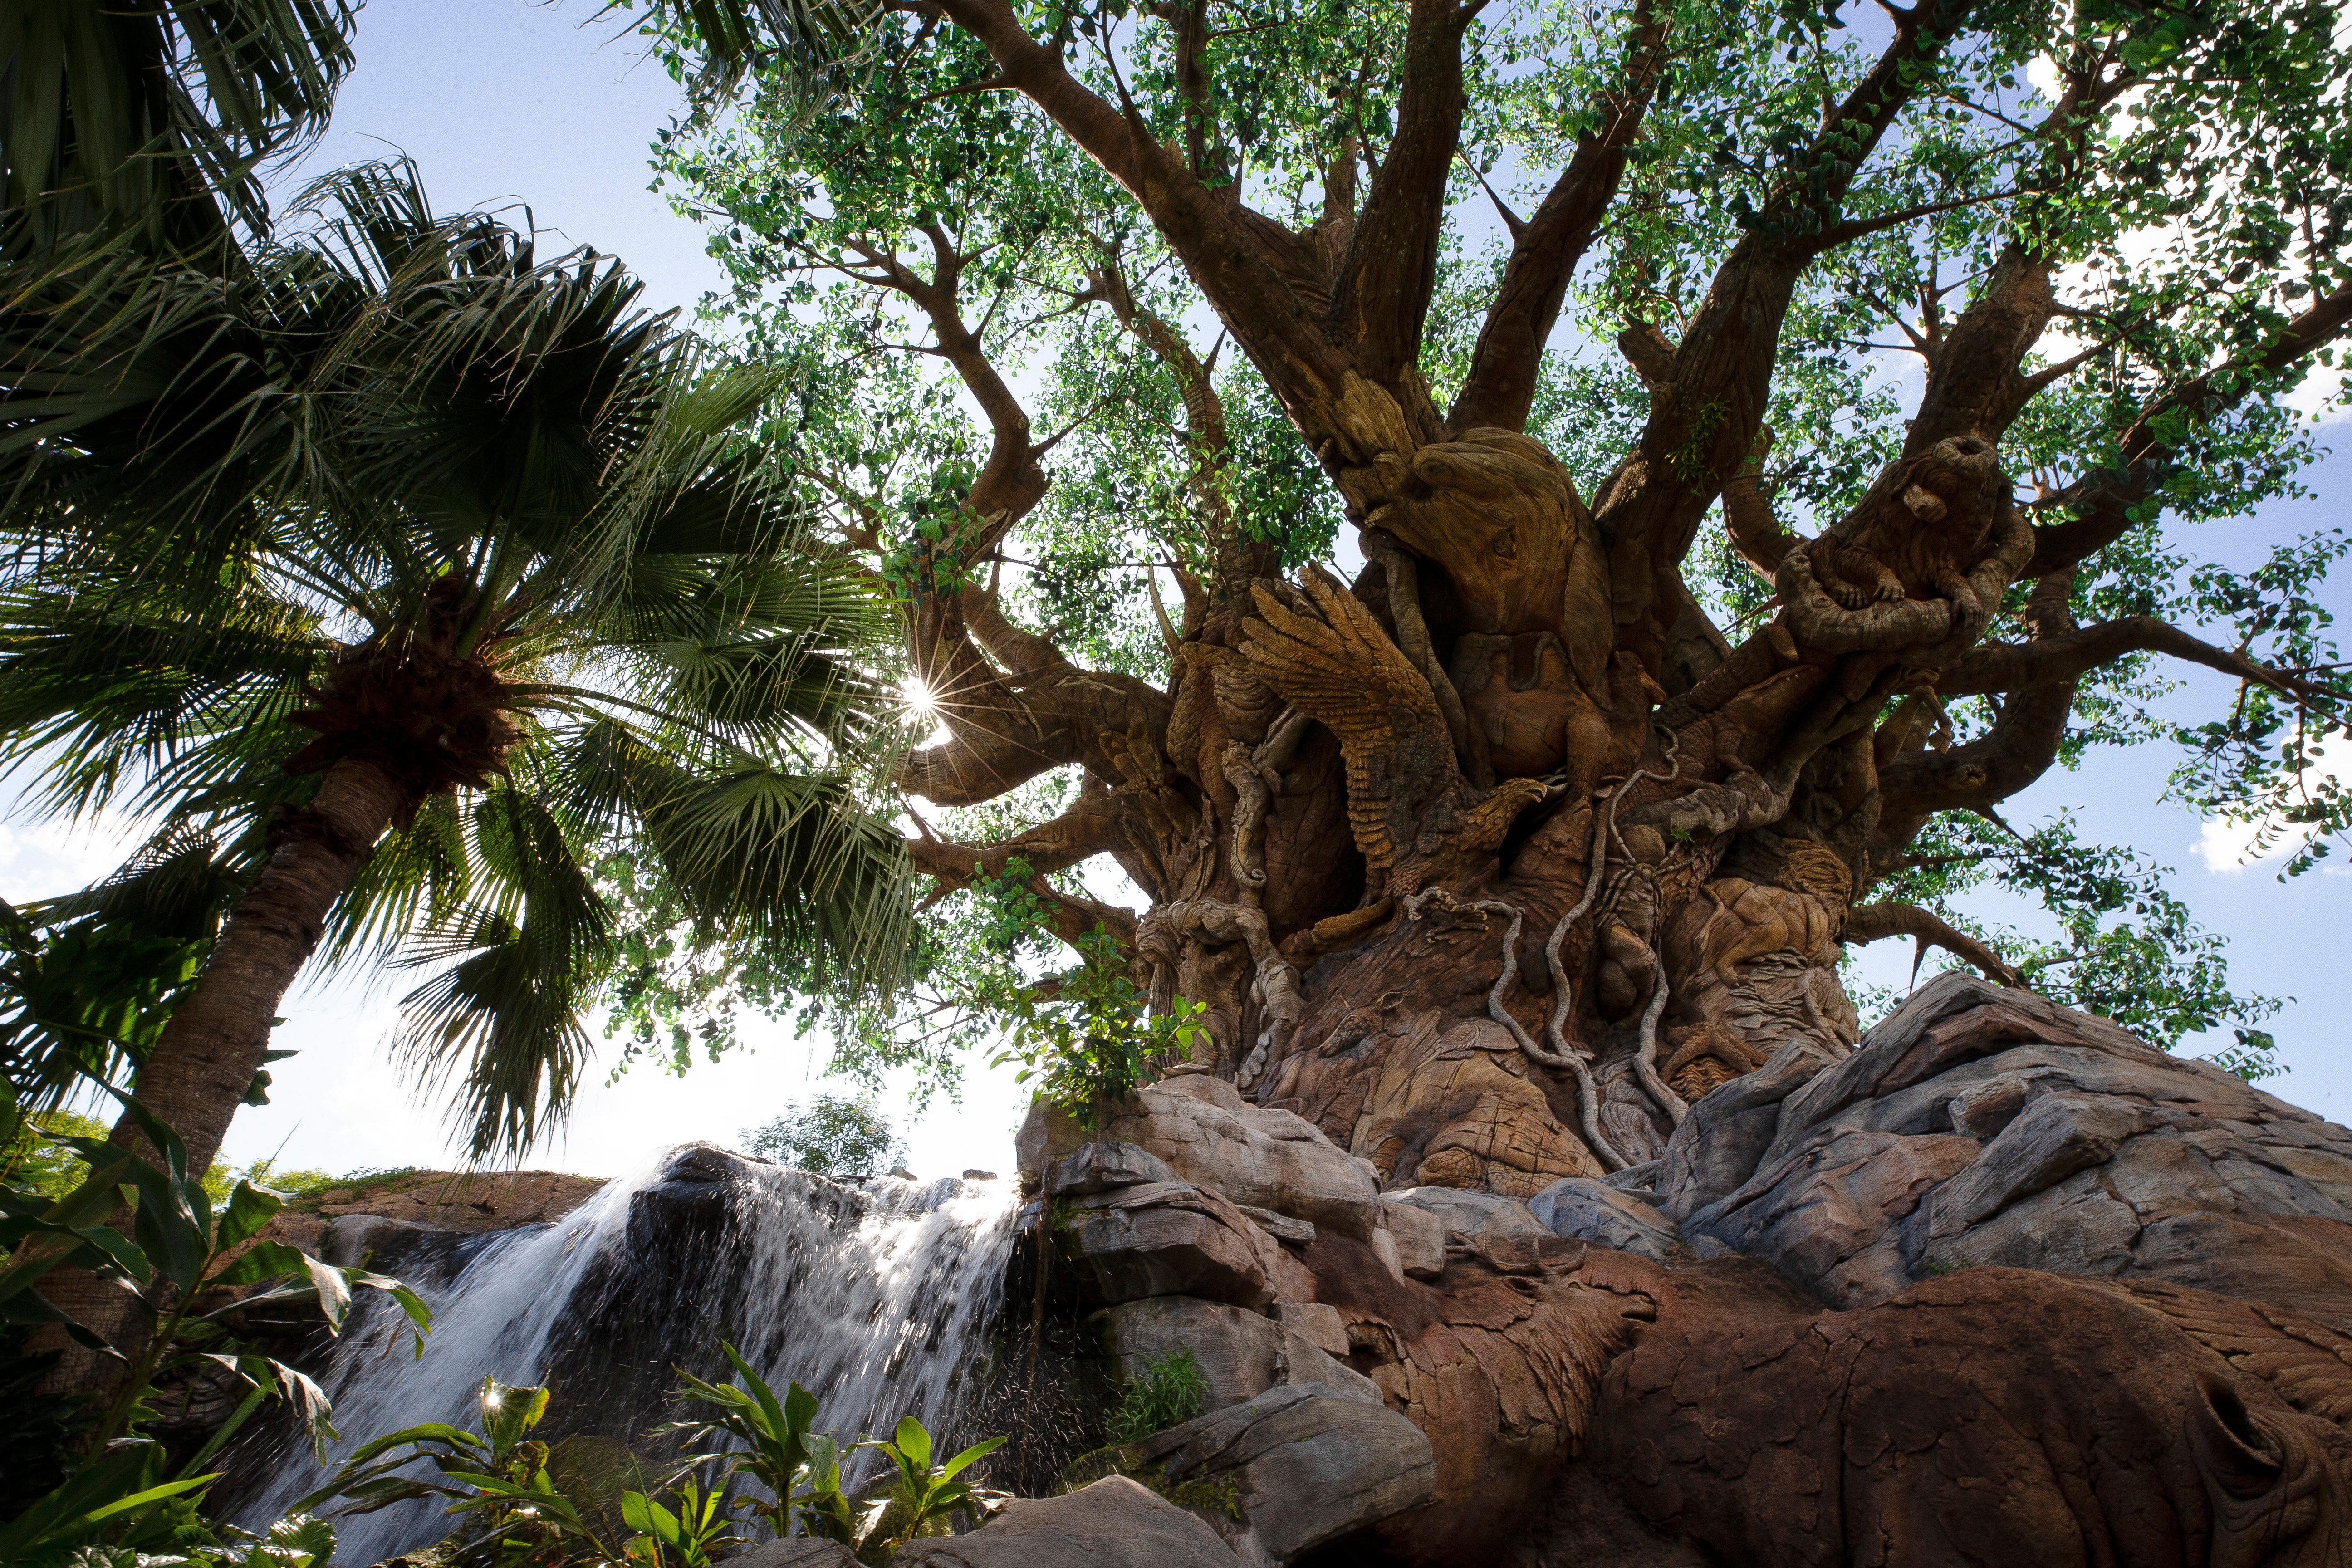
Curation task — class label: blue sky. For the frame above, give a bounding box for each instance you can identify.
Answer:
[3,0,2345,1178]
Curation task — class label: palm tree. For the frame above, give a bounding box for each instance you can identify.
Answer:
[0,164,912,1362]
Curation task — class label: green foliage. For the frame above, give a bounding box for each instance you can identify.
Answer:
[1874,811,2288,1073]
[666,1342,1005,1557]
[741,1094,907,1178]
[295,1376,727,1568]
[989,927,1207,1127]
[1104,1349,1209,1444]
[670,1343,824,1535]
[0,157,916,1158]
[858,1416,1005,1553]
[0,1081,431,1568]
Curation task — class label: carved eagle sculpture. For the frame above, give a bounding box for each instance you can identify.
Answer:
[1239,568,1546,898]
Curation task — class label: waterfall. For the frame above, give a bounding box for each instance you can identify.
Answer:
[233,1147,1019,1565]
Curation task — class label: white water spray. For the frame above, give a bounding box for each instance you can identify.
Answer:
[236,1149,1018,1564]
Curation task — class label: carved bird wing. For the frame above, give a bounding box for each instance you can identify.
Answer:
[1237,568,1460,878]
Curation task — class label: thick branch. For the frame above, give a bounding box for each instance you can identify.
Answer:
[1447,0,1669,433]
[1328,0,1471,391]
[1592,0,1985,663]
[905,791,1132,884]
[1877,570,2078,822]
[933,0,1365,446]
[1845,901,2021,985]
[1945,617,2341,704]
[2031,274,2352,573]
[897,658,1172,806]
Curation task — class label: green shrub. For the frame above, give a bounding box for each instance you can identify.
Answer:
[741,1094,907,1178]
[1105,1349,1210,1443]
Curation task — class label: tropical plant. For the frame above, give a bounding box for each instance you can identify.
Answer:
[741,1095,907,1177]
[1104,1349,1209,1445]
[0,156,917,1378]
[1,0,357,246]
[0,1080,429,1568]
[857,1416,1005,1554]
[295,1377,617,1563]
[301,1377,750,1568]
[619,1475,733,1568]
[0,1084,429,1452]
[670,1342,824,1533]
[668,1343,1005,1556]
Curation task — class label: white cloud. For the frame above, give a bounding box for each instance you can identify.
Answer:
[2195,748,2346,873]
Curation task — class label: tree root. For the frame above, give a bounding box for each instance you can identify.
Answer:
[1137,898,1303,1089]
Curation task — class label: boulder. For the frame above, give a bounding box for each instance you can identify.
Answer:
[1122,1385,1436,1567]
[724,1542,856,1568]
[1376,1196,1445,1279]
[1097,1077,1386,1241]
[1274,1301,1351,1358]
[1669,974,2352,1319]
[1382,1186,1553,1250]
[1525,1178,1682,1263]
[1050,1142,1181,1196]
[894,1477,1240,1568]
[1098,1297,1382,1410]
[1061,1180,1306,1310]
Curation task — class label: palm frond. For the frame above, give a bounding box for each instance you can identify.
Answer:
[604,0,886,124]
[1,0,357,242]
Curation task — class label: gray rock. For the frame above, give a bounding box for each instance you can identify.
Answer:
[1666,973,2352,1322]
[895,1476,1240,1568]
[1525,1178,1681,1262]
[1658,1041,1833,1222]
[723,1541,855,1568]
[1375,1196,1444,1279]
[1128,1385,1435,1566]
[1382,1186,1551,1248]
[1052,1142,1182,1197]
[1237,1205,1316,1245]
[1098,1297,1382,1410]
[1101,1076,1384,1241]
[1062,1181,1290,1310]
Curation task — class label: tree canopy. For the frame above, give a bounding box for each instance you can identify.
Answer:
[617,0,2352,1105]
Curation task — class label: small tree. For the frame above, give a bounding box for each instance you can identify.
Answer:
[741,1093,908,1178]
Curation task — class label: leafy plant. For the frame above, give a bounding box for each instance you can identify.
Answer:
[669,1343,823,1534]
[989,926,1207,1127]
[619,1475,734,1568]
[740,1096,907,1179]
[1104,1350,1209,1444]
[297,1378,624,1566]
[0,1084,430,1468]
[858,1417,1005,1554]
[667,1345,1005,1557]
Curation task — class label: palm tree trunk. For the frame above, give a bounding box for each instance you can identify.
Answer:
[34,756,411,1397]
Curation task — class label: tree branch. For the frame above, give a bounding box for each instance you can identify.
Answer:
[1327,0,1472,392]
[1446,0,1668,432]
[1945,616,2343,705]
[2030,274,2352,573]
[1844,901,2021,985]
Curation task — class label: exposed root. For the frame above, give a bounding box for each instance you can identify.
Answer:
[1138,898,1303,1090]
[1404,885,1627,1174]
[1629,937,1688,1128]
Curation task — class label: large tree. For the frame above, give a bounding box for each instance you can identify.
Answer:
[642,0,2352,1185]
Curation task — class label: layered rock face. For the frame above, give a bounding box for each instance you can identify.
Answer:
[1022,976,2352,1567]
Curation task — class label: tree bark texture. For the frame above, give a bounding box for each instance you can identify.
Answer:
[34,756,408,1392]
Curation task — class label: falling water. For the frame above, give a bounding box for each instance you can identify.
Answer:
[232,1146,1019,1565]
